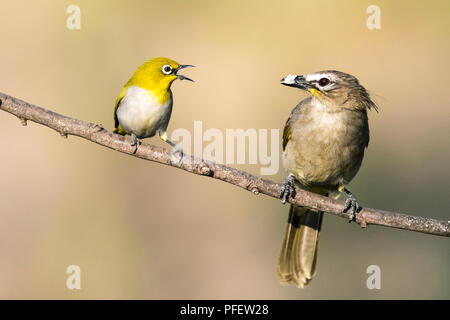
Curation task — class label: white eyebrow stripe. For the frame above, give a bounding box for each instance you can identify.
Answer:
[305,73,336,82]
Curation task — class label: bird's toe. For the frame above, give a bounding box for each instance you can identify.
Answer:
[280,175,296,204]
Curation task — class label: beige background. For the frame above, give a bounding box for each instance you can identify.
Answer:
[0,0,449,299]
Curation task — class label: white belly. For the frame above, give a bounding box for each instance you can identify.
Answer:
[116,85,172,138]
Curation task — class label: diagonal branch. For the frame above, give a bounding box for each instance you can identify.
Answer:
[0,91,449,237]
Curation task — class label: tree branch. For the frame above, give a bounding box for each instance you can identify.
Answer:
[0,91,448,237]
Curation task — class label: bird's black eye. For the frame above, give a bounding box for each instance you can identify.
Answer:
[162,65,173,75]
[318,78,330,87]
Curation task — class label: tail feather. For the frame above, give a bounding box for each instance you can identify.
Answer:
[277,205,323,288]
[278,206,298,284]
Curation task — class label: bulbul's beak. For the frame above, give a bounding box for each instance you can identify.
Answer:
[175,64,195,82]
[280,75,310,89]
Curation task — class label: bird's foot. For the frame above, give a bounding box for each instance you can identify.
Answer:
[341,187,362,222]
[171,144,184,164]
[280,174,296,204]
[131,133,141,154]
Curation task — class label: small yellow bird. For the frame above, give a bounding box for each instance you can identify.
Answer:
[114,57,194,154]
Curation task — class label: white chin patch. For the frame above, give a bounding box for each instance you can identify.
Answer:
[281,74,297,84]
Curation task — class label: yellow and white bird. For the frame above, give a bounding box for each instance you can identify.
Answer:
[114,57,194,154]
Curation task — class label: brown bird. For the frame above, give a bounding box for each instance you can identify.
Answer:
[278,70,377,288]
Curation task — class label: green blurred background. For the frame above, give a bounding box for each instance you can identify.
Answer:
[0,0,449,299]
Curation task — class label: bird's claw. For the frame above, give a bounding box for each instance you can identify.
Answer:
[171,145,184,164]
[131,134,141,154]
[342,192,362,222]
[131,142,138,154]
[280,175,296,204]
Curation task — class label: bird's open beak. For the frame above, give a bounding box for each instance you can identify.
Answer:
[280,75,310,89]
[175,65,195,82]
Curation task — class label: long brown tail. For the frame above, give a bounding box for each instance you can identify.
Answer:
[277,205,323,288]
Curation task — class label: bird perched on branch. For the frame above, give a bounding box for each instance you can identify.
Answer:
[278,70,377,288]
[114,57,194,154]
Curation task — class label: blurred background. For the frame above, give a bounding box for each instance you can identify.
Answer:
[0,0,449,299]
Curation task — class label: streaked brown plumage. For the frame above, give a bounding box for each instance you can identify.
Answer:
[278,70,377,288]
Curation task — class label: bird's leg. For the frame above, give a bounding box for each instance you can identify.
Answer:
[280,174,296,204]
[160,131,184,162]
[130,133,141,154]
[339,186,362,222]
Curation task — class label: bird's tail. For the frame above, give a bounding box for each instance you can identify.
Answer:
[277,195,325,288]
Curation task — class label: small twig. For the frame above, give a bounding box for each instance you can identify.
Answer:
[0,91,448,237]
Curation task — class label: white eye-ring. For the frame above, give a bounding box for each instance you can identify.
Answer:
[162,64,173,75]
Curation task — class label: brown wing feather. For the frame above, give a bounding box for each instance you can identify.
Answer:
[282,122,292,151]
[282,100,307,151]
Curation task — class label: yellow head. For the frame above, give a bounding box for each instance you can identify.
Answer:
[125,57,194,100]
